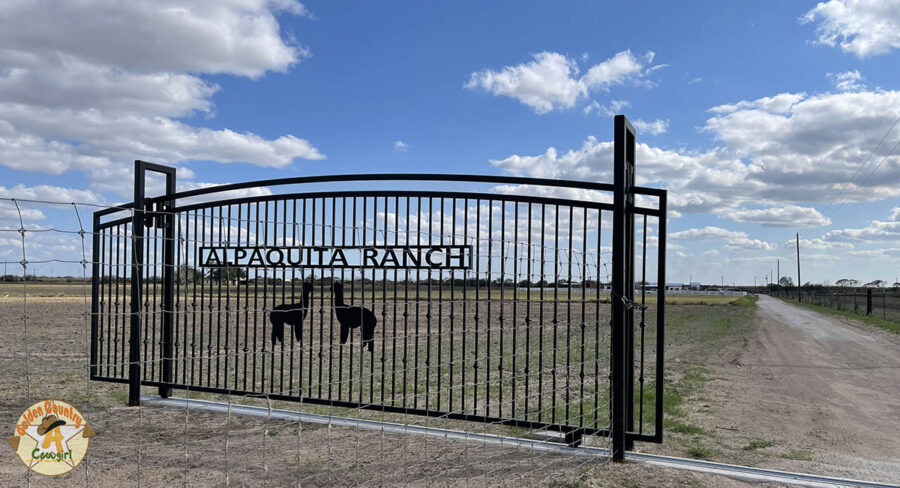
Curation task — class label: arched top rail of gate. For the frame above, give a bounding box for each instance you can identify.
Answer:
[93,171,665,224]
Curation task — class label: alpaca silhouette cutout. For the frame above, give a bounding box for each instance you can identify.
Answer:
[331,281,377,351]
[269,281,314,346]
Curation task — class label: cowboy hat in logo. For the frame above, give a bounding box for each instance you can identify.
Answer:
[7,399,96,476]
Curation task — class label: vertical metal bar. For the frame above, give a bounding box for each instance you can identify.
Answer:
[449,197,456,411]
[414,197,421,409]
[193,210,200,387]
[120,223,127,379]
[319,198,326,398]
[472,199,479,413]
[369,197,377,403]
[638,215,647,434]
[329,197,336,399]
[511,202,518,418]
[461,199,469,413]
[611,115,636,460]
[486,199,493,418]
[263,201,271,393]
[484,200,494,417]
[160,167,176,398]
[552,204,559,423]
[339,197,346,400]
[499,201,505,418]
[538,203,545,422]
[403,197,411,408]
[108,225,115,378]
[129,161,146,406]
[425,197,433,410]
[278,201,285,393]
[655,191,667,443]
[310,198,317,397]
[360,197,367,404]
[215,207,223,388]
[437,197,444,411]
[595,209,601,431]
[566,205,573,425]
[90,214,101,379]
[580,208,587,428]
[525,203,532,420]
[227,205,234,389]
[392,195,399,406]
[381,196,389,405]
[242,204,251,391]
[235,204,242,390]
[147,218,155,382]
[251,204,258,390]
[349,197,356,401]
[204,208,212,388]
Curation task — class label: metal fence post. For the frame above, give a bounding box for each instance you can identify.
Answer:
[160,168,177,398]
[129,160,177,406]
[866,288,872,316]
[611,115,636,461]
[90,212,101,379]
[129,162,146,406]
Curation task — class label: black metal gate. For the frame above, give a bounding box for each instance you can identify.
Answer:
[90,116,666,460]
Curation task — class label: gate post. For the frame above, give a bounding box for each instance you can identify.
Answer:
[866,288,872,316]
[129,162,145,406]
[159,167,177,398]
[129,160,177,406]
[611,115,636,461]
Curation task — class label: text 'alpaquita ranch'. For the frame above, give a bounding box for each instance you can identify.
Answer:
[199,245,473,270]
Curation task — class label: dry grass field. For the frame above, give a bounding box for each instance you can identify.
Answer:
[2,284,896,486]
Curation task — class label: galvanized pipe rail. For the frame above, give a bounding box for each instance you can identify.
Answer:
[143,396,897,488]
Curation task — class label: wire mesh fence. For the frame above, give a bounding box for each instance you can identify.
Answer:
[0,170,665,486]
[772,287,900,324]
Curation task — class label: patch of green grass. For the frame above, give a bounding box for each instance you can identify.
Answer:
[781,449,813,461]
[548,481,586,488]
[665,418,711,436]
[686,445,715,459]
[777,297,900,335]
[742,438,775,451]
[733,294,759,307]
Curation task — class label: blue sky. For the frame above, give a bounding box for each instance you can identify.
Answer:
[1,0,900,285]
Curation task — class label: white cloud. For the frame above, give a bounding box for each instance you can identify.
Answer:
[824,219,900,241]
[632,119,669,135]
[890,207,900,221]
[827,70,865,92]
[724,237,777,251]
[728,205,831,228]
[802,0,900,57]
[670,226,746,241]
[791,238,853,250]
[0,0,323,193]
[466,50,658,114]
[583,99,631,116]
[0,184,102,204]
[394,140,410,152]
[633,224,778,252]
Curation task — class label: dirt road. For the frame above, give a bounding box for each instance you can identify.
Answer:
[712,295,900,482]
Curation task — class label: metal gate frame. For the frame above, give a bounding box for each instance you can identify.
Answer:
[90,115,666,460]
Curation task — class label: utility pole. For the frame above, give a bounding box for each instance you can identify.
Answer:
[796,233,801,302]
[777,259,780,285]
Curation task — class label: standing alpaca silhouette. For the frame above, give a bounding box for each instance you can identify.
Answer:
[269,281,314,346]
[331,281,377,352]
